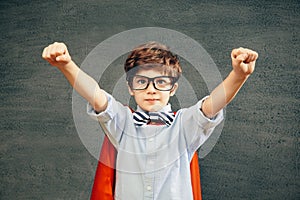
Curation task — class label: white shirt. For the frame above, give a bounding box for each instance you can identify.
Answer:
[87,91,223,200]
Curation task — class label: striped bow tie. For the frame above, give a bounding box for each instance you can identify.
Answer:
[133,111,175,126]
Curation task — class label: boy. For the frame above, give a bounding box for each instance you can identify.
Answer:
[42,41,258,200]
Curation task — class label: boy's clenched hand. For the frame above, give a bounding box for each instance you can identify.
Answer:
[42,42,72,68]
[231,47,258,78]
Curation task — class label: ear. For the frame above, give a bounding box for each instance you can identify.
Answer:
[127,82,134,96]
[170,83,178,97]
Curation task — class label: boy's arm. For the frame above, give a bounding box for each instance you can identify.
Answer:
[201,47,258,118]
[42,42,107,113]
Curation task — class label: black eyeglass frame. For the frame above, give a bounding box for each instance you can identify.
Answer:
[127,75,179,91]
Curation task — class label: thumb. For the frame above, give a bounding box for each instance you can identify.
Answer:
[56,54,71,62]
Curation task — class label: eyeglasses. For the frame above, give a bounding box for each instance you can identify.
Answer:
[128,75,177,91]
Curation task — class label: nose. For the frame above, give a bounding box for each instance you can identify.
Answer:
[146,81,156,94]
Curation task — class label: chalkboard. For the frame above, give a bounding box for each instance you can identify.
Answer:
[0,0,299,199]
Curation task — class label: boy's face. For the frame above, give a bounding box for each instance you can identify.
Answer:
[127,68,178,112]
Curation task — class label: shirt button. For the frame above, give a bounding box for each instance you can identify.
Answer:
[147,186,152,191]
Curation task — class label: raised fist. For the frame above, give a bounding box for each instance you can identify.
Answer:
[42,42,72,68]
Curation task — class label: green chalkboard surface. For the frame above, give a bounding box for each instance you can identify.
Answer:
[0,0,299,199]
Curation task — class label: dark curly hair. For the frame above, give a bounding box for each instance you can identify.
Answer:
[124,41,182,81]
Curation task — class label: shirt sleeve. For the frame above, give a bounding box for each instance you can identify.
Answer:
[86,90,132,147]
[179,96,224,154]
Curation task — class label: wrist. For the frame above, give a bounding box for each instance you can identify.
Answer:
[231,70,250,82]
[57,60,76,72]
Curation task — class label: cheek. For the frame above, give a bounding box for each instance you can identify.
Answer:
[133,93,143,103]
[161,93,171,102]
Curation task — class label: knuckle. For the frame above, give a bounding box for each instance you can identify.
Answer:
[49,50,56,55]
